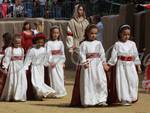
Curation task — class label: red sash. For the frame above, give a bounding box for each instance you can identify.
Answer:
[67,32,73,36]
[86,53,100,59]
[11,56,23,61]
[51,50,62,55]
[118,56,134,61]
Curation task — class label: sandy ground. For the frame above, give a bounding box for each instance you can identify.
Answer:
[0,70,150,113]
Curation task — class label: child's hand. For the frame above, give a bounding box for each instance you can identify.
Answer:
[69,48,74,56]
[1,66,7,74]
[103,63,110,71]
[136,65,142,74]
[84,63,89,69]
[3,69,7,74]
[63,64,65,69]
[51,63,56,69]
[137,68,142,74]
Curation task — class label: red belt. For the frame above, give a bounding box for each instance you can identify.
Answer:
[51,50,62,55]
[0,51,4,55]
[86,53,100,59]
[118,56,134,61]
[67,32,73,36]
[11,56,23,61]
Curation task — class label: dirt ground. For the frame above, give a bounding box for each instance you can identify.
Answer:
[0,70,150,113]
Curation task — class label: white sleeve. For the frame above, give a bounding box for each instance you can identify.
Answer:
[79,42,87,64]
[45,42,52,62]
[23,49,33,70]
[43,52,50,66]
[66,26,74,49]
[60,41,66,63]
[2,47,11,69]
[133,42,141,65]
[108,44,118,65]
[99,42,106,63]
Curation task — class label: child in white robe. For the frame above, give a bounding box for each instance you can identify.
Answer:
[0,32,12,96]
[45,26,67,98]
[71,24,109,107]
[1,34,27,101]
[23,33,56,99]
[108,24,142,106]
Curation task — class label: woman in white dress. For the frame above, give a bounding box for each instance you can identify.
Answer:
[108,25,142,106]
[45,26,67,98]
[1,34,27,101]
[71,24,109,107]
[23,33,56,99]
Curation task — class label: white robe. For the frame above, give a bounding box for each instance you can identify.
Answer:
[1,47,27,101]
[0,48,4,63]
[108,40,141,102]
[79,40,108,106]
[24,47,55,98]
[45,40,67,97]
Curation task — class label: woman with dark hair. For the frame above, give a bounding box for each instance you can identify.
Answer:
[66,4,89,55]
[21,22,33,54]
[21,22,34,100]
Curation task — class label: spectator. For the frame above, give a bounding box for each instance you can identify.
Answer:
[61,0,77,18]
[85,0,109,17]
[33,0,40,17]
[22,0,33,17]
[44,0,52,18]
[31,21,43,35]
[1,0,9,18]
[13,0,24,17]
[50,0,62,18]
[21,21,33,53]
[39,0,46,17]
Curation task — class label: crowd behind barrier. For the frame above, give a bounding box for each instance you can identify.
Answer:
[0,0,122,19]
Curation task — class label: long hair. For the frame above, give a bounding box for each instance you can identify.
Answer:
[49,25,61,41]
[2,32,12,46]
[2,0,9,3]
[11,33,22,47]
[34,21,43,33]
[80,24,98,44]
[73,4,86,20]
[22,22,31,31]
